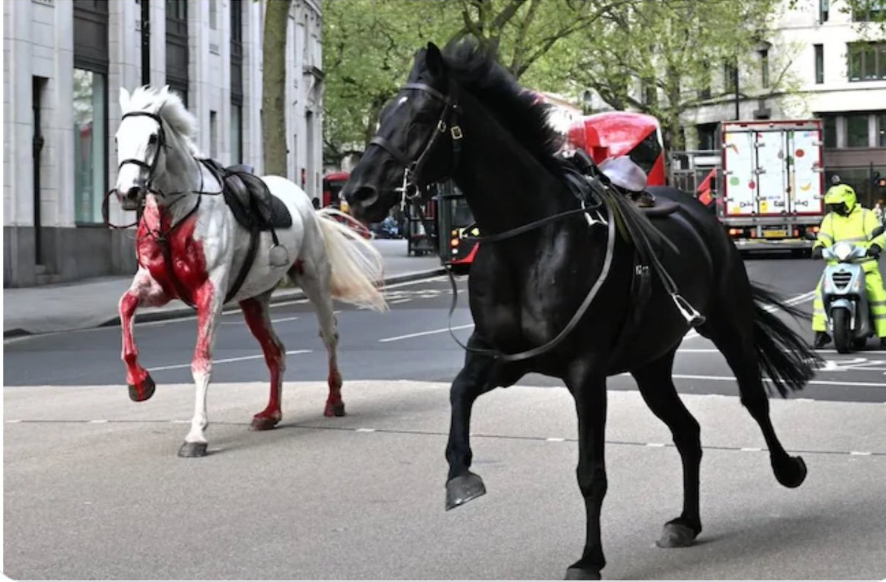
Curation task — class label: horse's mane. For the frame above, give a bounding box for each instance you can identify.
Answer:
[125,86,201,156]
[438,39,564,173]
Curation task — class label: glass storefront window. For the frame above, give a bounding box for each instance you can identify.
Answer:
[846,114,870,147]
[73,68,106,224]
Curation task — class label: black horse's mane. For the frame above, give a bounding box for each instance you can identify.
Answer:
[437,40,565,173]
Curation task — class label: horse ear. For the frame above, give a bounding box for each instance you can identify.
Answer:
[119,87,131,112]
[425,42,446,78]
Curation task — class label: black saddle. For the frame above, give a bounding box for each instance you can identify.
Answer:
[199,160,293,231]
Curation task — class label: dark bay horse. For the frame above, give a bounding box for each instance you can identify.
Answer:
[342,41,820,580]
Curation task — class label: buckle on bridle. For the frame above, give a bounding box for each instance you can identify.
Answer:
[451,125,463,140]
[437,120,447,133]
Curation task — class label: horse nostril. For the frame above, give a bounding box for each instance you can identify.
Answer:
[125,187,141,200]
[353,186,379,206]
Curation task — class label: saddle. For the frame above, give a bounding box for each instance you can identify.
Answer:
[198,159,294,302]
[199,160,293,231]
[558,148,704,364]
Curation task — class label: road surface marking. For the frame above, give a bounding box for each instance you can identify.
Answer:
[666,373,885,388]
[379,324,474,343]
[389,299,411,305]
[741,447,762,452]
[355,428,376,433]
[646,443,666,448]
[546,437,566,442]
[850,451,873,456]
[683,290,815,341]
[149,349,311,372]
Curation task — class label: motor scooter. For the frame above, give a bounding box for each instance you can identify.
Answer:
[807,224,885,353]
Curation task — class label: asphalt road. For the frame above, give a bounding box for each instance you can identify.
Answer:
[4,255,885,402]
[4,254,886,580]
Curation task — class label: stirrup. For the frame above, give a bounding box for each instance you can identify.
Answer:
[671,293,705,328]
[269,244,289,267]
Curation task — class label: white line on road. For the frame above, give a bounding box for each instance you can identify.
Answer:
[379,324,474,343]
[664,373,886,389]
[149,349,311,372]
[683,290,815,341]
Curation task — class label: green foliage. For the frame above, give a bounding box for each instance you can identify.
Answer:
[322,0,460,163]
[555,0,788,150]
[322,0,617,163]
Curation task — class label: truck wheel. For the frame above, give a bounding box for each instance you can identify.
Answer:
[832,308,852,354]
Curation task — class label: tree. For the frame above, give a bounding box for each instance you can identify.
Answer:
[321,0,624,164]
[262,0,292,176]
[556,0,793,150]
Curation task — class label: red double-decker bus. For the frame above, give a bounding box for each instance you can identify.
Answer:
[440,111,667,271]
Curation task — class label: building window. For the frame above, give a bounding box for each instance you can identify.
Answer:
[166,0,189,107]
[879,114,886,147]
[697,123,718,151]
[815,44,824,84]
[231,105,243,164]
[209,0,217,30]
[852,0,886,21]
[760,49,770,88]
[823,115,837,148]
[820,0,829,21]
[724,61,738,93]
[209,110,218,159]
[73,69,107,225]
[73,0,108,225]
[848,42,886,81]
[698,60,711,99]
[847,114,870,147]
[641,79,656,106]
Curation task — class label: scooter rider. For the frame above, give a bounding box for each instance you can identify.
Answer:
[812,183,886,349]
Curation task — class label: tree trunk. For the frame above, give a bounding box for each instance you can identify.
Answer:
[262,0,292,176]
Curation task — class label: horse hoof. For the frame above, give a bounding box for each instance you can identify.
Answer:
[250,415,280,431]
[656,520,698,548]
[774,455,807,489]
[178,442,208,458]
[324,401,346,417]
[128,374,156,402]
[565,567,602,580]
[445,471,486,510]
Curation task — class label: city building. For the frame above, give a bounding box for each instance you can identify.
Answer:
[3,0,323,287]
[685,0,886,207]
[581,0,886,208]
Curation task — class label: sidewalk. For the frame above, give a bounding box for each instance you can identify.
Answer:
[3,239,444,337]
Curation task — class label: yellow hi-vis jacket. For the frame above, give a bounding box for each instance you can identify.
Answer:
[814,206,886,272]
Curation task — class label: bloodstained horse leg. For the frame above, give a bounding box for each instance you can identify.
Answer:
[291,262,345,417]
[444,333,496,510]
[179,277,226,458]
[241,291,286,430]
[565,361,608,581]
[631,347,703,548]
[119,268,170,402]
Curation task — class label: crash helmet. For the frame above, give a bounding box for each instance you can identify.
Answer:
[824,183,857,216]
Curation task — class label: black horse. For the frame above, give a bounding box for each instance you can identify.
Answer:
[343,40,820,580]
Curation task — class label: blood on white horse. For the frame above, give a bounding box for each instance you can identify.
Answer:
[113,85,388,457]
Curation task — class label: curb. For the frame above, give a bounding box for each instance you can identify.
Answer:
[3,267,447,339]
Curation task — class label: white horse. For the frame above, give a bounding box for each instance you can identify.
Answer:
[113,85,388,457]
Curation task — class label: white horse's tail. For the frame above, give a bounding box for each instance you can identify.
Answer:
[314,208,388,312]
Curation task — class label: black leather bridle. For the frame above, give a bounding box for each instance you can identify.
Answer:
[104,110,220,230]
[369,82,464,204]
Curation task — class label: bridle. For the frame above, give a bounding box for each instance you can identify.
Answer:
[369,82,464,206]
[104,110,220,231]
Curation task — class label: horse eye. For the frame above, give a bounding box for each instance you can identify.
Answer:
[148,134,158,145]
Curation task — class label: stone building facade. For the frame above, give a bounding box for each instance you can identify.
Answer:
[3,0,323,287]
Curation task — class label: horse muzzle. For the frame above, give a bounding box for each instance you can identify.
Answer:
[118,186,145,211]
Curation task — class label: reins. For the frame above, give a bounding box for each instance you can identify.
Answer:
[373,81,618,363]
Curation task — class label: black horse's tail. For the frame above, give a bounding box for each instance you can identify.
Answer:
[751,284,823,398]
